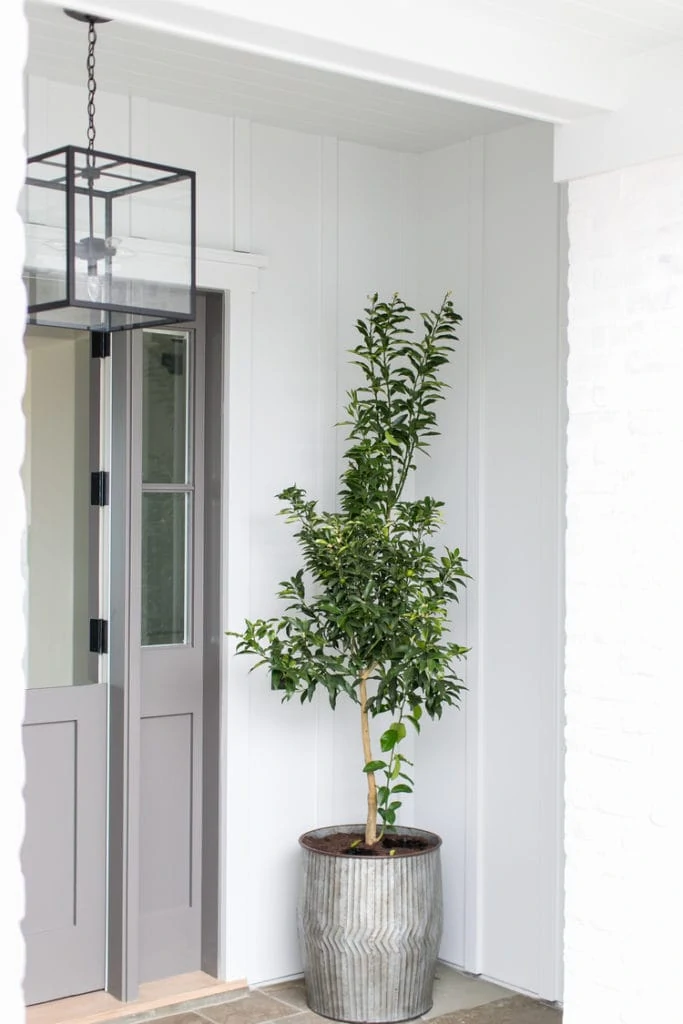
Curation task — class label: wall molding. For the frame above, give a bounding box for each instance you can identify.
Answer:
[464,134,485,975]
[314,135,339,828]
[233,119,252,254]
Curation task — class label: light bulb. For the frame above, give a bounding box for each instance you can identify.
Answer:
[87,271,102,302]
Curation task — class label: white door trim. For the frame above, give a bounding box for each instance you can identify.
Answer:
[194,245,265,985]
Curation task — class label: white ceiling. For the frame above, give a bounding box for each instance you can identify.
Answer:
[439,0,683,57]
[27,1,683,152]
[25,2,532,153]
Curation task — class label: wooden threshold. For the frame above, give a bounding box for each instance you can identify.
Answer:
[26,971,248,1024]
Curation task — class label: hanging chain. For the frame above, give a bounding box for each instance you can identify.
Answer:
[86,18,97,157]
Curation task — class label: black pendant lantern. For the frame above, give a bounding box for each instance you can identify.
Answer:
[22,11,196,333]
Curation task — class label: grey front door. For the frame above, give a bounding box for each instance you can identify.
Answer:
[133,305,206,982]
[22,328,109,1005]
[22,305,211,1005]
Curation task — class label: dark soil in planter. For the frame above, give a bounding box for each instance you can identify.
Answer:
[301,829,440,857]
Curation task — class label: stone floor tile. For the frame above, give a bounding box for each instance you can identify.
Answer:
[432,995,562,1024]
[262,983,309,1012]
[198,992,302,1024]
[148,1015,206,1024]
[422,967,513,1018]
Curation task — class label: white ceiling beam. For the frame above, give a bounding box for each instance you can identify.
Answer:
[38,0,622,123]
[555,39,683,180]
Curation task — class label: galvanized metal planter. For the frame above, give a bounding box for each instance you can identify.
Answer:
[297,825,443,1024]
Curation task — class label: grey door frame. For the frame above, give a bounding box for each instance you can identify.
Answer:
[108,319,141,1000]
[108,292,224,1001]
[200,291,225,976]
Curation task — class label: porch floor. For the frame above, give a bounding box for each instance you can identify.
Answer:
[122,966,562,1024]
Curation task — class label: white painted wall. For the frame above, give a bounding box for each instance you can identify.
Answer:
[564,155,683,1024]
[415,123,566,1002]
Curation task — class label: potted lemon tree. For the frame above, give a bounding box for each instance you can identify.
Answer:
[230,293,468,1023]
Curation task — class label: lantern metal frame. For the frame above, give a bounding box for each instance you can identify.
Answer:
[24,144,197,333]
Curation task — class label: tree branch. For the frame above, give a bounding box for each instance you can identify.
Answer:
[360,665,379,845]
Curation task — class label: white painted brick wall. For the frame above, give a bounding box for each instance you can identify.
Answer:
[564,157,683,1024]
[0,0,27,1019]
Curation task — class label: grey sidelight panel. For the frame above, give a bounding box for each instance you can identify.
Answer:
[136,299,206,984]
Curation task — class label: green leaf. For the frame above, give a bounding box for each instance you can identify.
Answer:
[363,760,387,773]
[380,728,399,752]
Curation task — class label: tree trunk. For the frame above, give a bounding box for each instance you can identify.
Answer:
[360,668,378,846]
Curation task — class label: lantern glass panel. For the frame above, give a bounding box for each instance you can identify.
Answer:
[21,149,69,312]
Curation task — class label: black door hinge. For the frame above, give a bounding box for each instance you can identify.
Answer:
[89,618,109,655]
[90,470,110,507]
[91,332,111,358]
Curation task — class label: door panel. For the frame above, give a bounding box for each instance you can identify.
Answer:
[139,705,202,980]
[24,721,77,933]
[140,714,194,915]
[136,307,205,982]
[23,685,107,1004]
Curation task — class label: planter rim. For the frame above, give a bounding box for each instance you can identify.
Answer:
[299,823,442,858]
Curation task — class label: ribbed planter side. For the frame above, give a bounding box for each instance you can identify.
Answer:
[297,825,443,1024]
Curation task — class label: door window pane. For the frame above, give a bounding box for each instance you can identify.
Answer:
[141,493,188,646]
[23,329,94,687]
[142,332,189,484]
